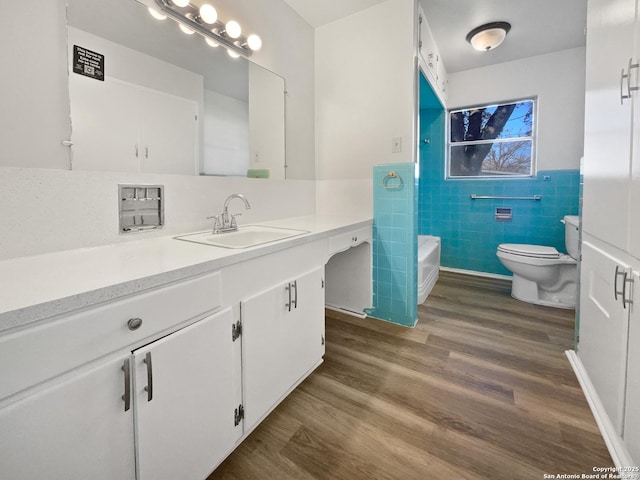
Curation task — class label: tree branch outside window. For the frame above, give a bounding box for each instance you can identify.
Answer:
[448,99,535,177]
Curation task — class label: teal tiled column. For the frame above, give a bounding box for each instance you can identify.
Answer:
[366,163,418,327]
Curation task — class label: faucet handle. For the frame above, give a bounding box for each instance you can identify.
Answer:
[230,213,242,228]
[207,215,222,234]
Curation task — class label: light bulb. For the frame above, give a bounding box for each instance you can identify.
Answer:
[205,37,219,48]
[246,34,262,51]
[148,8,167,20]
[172,0,189,7]
[225,20,241,39]
[199,4,217,24]
[179,23,195,35]
[227,48,240,58]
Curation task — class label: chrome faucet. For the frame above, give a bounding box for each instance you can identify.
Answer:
[208,194,251,234]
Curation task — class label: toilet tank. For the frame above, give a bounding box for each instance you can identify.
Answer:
[563,215,580,259]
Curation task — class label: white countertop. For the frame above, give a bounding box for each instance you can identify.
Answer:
[0,215,371,332]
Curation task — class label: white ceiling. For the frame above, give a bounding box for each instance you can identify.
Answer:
[283,0,587,73]
[281,0,388,28]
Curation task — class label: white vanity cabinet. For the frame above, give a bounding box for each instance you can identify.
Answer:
[242,267,325,430]
[0,270,229,480]
[134,308,241,480]
[0,219,372,478]
[0,354,136,480]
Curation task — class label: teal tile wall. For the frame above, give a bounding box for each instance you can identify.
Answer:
[367,163,418,327]
[418,105,580,274]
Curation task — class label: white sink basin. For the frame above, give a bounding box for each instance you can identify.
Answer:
[174,225,309,249]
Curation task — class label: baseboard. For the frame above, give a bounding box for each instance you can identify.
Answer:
[565,350,638,474]
[440,266,512,281]
[325,304,367,319]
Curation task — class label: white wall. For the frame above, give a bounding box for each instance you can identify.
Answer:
[447,47,587,171]
[0,167,315,260]
[314,0,416,215]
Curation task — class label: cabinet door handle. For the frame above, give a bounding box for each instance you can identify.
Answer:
[292,280,298,309]
[145,146,149,159]
[621,59,640,104]
[615,265,624,301]
[121,359,131,412]
[285,283,292,311]
[627,58,639,102]
[144,352,153,402]
[135,144,139,158]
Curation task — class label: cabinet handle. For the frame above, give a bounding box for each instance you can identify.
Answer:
[285,283,292,311]
[144,352,153,402]
[135,144,139,158]
[145,146,149,159]
[293,280,298,309]
[127,317,143,331]
[621,59,640,104]
[627,58,639,102]
[615,266,624,301]
[614,266,633,308]
[121,359,131,412]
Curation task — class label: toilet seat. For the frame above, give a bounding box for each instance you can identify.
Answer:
[497,244,560,259]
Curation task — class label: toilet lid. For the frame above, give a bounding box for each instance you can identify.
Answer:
[498,244,561,259]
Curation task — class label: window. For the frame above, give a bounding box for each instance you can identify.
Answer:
[448,98,535,178]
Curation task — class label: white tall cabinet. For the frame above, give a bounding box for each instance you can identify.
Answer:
[579,0,640,467]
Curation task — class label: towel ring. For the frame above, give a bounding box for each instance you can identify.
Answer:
[382,171,403,190]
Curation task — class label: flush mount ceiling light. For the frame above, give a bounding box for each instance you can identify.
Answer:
[151,0,262,57]
[466,21,511,51]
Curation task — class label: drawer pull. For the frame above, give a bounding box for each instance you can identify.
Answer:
[285,283,292,312]
[121,359,131,412]
[615,266,625,302]
[293,280,298,309]
[127,317,143,331]
[144,352,153,402]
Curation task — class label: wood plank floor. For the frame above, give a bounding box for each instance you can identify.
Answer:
[209,271,612,479]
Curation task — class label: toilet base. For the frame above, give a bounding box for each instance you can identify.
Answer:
[511,274,576,309]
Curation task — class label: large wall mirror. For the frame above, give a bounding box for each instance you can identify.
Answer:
[64,0,285,179]
[1,0,291,179]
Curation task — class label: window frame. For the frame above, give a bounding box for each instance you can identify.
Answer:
[446,97,537,179]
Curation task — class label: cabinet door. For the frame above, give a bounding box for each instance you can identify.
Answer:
[0,355,135,480]
[139,88,198,175]
[242,267,325,430]
[627,0,640,259]
[69,74,141,172]
[581,0,636,250]
[578,239,631,433]
[288,267,326,376]
[134,308,240,480]
[624,270,640,463]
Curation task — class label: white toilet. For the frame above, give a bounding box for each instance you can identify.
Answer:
[496,215,580,308]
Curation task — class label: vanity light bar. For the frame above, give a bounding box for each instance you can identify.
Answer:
[152,0,261,57]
